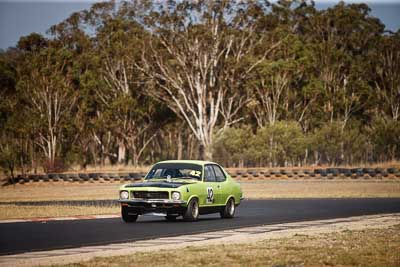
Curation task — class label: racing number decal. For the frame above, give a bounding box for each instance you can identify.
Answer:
[206,187,214,203]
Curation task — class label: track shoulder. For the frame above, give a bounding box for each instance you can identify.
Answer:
[1,213,399,267]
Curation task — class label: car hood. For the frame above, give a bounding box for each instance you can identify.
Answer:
[125,181,195,189]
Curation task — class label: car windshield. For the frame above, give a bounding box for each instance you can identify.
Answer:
[145,163,202,181]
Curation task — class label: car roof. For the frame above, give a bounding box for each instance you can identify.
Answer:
[156,160,218,166]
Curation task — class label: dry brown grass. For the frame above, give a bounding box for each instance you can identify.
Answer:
[0,181,399,220]
[1,181,399,203]
[60,224,400,267]
[241,181,400,199]
[0,183,120,220]
[0,205,118,220]
[0,183,119,202]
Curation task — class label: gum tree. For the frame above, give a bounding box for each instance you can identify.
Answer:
[17,35,76,169]
[139,0,274,160]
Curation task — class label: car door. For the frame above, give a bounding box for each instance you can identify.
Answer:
[212,164,228,205]
[202,165,219,206]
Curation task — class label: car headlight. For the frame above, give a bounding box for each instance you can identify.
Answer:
[120,190,129,200]
[171,191,181,200]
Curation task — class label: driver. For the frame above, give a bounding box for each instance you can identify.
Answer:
[163,169,183,178]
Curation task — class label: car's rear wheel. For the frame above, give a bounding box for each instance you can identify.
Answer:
[220,198,235,218]
[121,206,138,223]
[183,198,199,222]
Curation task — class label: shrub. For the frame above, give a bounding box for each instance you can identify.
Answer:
[369,118,400,162]
[254,121,306,166]
[309,121,369,165]
[213,126,254,167]
[214,122,306,167]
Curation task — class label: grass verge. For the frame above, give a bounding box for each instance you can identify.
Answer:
[241,181,400,199]
[0,205,118,220]
[0,183,119,202]
[60,224,400,267]
[0,181,399,220]
[1,181,400,203]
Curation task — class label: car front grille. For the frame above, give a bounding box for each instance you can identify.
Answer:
[132,191,169,199]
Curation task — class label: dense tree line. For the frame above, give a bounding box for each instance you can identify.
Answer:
[0,0,399,176]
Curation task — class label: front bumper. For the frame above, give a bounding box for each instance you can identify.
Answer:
[118,199,187,215]
[118,199,186,204]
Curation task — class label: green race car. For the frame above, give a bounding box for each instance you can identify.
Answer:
[118,160,243,222]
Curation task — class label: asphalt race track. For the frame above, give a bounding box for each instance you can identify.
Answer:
[1,198,400,255]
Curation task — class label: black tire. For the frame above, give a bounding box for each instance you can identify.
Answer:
[220,198,235,219]
[121,206,138,223]
[183,198,199,222]
[165,215,178,222]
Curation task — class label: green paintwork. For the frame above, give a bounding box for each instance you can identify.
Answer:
[119,160,242,207]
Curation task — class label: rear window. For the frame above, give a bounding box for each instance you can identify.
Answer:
[213,165,226,182]
[204,165,216,182]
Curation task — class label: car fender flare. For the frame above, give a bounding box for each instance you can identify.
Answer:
[224,194,237,205]
[186,195,199,206]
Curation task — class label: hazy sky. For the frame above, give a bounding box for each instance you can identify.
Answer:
[0,0,399,50]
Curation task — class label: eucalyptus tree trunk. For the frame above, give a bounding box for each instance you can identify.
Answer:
[253,71,290,127]
[25,50,76,168]
[177,132,183,160]
[139,1,273,160]
[375,35,400,121]
[117,138,126,165]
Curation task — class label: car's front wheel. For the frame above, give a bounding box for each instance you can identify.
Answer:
[121,206,138,223]
[183,198,199,222]
[220,198,235,218]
